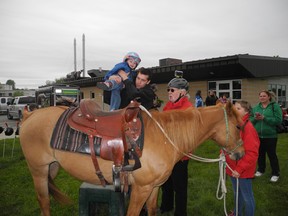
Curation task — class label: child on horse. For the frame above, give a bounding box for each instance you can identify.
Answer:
[97,52,141,111]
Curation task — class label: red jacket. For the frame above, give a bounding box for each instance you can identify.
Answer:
[163,96,193,160]
[225,113,260,178]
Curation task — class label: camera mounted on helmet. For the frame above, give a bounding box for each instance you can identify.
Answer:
[168,71,189,91]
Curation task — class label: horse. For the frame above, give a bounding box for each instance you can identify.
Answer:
[19,101,244,216]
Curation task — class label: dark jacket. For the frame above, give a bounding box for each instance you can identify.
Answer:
[120,79,155,110]
[205,95,218,106]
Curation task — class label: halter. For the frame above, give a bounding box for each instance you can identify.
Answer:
[221,107,243,155]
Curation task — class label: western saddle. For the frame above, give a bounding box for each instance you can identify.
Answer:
[67,99,142,191]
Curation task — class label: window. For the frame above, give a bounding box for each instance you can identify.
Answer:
[208,80,242,104]
[268,84,286,107]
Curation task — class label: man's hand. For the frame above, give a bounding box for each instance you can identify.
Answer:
[118,70,128,81]
[108,75,122,84]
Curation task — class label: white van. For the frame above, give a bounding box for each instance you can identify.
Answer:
[0,97,13,114]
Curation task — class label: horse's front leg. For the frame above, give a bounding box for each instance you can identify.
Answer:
[126,184,152,216]
[146,186,160,216]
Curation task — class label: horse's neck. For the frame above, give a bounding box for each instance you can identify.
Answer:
[196,107,224,144]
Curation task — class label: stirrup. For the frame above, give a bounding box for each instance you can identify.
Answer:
[112,165,121,192]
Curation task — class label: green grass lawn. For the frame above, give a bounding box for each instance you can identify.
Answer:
[0,133,287,216]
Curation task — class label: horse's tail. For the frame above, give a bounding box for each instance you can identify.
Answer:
[48,175,73,205]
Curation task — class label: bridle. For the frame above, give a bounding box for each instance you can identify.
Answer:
[220,107,243,155]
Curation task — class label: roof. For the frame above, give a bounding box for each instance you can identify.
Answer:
[149,54,288,83]
[61,54,288,87]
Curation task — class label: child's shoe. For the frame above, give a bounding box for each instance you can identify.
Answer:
[97,82,112,90]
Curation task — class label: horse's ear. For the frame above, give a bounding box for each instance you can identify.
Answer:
[216,99,222,105]
[226,101,243,123]
[225,101,233,114]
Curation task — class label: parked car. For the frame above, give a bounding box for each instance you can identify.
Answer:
[7,96,36,120]
[0,97,13,114]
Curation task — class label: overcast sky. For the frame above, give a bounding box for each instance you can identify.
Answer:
[1,0,287,89]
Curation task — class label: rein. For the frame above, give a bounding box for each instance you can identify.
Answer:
[139,105,240,216]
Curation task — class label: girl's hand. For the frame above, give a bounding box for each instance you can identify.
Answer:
[232,170,240,178]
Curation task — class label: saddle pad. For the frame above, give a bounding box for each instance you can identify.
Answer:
[50,107,101,152]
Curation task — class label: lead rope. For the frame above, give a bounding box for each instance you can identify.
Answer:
[139,105,239,216]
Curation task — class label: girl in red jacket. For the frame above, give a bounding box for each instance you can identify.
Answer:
[225,100,260,216]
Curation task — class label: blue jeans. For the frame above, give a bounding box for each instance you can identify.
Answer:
[230,177,255,216]
[106,79,123,111]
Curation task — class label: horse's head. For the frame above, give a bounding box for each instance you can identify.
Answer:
[212,101,245,160]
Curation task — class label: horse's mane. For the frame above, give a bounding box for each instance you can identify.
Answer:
[143,102,242,154]
[146,107,202,152]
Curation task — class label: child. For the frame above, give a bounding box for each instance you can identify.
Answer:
[224,100,260,216]
[97,52,141,111]
[195,90,203,107]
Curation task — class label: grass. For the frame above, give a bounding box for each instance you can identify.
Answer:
[0,133,287,216]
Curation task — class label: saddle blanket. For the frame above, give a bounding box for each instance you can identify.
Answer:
[50,107,101,152]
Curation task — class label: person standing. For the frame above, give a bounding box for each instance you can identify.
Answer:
[205,90,218,106]
[160,75,193,216]
[195,90,203,107]
[219,93,229,104]
[250,90,282,182]
[224,100,260,216]
[117,68,156,110]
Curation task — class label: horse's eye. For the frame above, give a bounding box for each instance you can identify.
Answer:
[236,125,241,130]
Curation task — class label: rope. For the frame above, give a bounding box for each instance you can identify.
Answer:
[139,105,240,216]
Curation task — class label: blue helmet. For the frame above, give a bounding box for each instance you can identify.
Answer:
[123,52,141,66]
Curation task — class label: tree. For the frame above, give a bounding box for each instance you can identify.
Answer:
[6,79,16,90]
[13,90,24,96]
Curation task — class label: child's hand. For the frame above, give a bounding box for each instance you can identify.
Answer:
[232,170,240,178]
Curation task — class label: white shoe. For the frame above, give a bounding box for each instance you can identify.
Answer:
[255,171,263,177]
[270,176,279,182]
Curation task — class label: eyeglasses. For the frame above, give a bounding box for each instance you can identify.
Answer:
[167,88,176,92]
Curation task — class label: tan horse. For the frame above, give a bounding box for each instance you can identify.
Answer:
[20,101,244,216]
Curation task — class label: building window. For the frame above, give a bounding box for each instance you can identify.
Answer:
[208,80,242,104]
[90,92,95,99]
[269,84,286,107]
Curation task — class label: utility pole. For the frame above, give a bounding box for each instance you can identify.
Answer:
[74,38,77,72]
[82,34,85,77]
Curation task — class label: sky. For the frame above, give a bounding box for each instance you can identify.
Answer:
[0,0,288,89]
